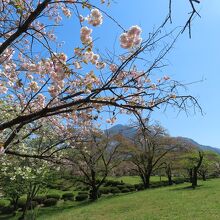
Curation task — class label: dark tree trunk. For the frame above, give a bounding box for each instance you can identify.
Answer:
[202,173,206,181]
[89,169,99,201]
[142,173,150,189]
[168,175,173,185]
[145,175,150,188]
[89,185,99,201]
[192,168,197,189]
[191,151,203,189]
[11,197,19,216]
[18,201,29,220]
[189,169,193,183]
[166,165,173,185]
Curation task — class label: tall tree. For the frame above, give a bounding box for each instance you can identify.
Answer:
[184,150,204,189]
[0,0,201,156]
[129,122,177,188]
[66,129,126,201]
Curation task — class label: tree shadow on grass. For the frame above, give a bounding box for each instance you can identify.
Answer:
[170,184,204,191]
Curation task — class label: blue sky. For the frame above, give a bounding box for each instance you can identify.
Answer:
[58,1,220,147]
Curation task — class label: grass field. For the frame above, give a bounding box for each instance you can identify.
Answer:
[109,176,168,185]
[2,178,220,220]
[32,178,220,220]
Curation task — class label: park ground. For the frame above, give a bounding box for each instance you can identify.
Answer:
[3,177,218,220]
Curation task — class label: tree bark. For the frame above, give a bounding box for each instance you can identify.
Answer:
[191,151,203,189]
[89,186,99,201]
[166,165,173,185]
[142,173,150,189]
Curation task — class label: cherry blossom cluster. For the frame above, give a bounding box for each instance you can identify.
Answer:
[80,26,93,45]
[120,25,142,49]
[87,9,103,26]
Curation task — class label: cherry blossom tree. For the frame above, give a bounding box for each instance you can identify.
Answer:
[64,128,126,201]
[0,0,201,157]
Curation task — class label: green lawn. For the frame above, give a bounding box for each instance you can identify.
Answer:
[3,178,220,220]
[34,179,220,220]
[110,176,168,185]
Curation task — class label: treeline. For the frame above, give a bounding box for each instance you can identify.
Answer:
[1,122,220,219]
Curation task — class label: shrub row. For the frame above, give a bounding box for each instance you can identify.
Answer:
[104,180,124,187]
[99,185,135,195]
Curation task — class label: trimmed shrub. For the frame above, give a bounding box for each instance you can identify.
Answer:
[17,198,38,210]
[17,198,26,210]
[43,198,58,207]
[1,206,14,214]
[62,193,74,201]
[117,185,126,190]
[75,194,88,201]
[173,178,186,184]
[88,189,101,199]
[0,200,8,209]
[77,186,90,191]
[33,195,47,204]
[104,180,122,187]
[121,188,130,193]
[29,201,38,209]
[99,187,111,194]
[110,187,121,194]
[134,183,144,191]
[78,191,88,195]
[150,181,169,188]
[124,184,135,191]
[46,194,60,200]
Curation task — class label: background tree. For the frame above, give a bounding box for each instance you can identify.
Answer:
[129,121,177,188]
[66,129,127,201]
[183,150,204,189]
[198,151,219,181]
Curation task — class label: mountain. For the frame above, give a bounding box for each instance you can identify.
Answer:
[175,137,220,154]
[104,124,136,139]
[105,124,220,154]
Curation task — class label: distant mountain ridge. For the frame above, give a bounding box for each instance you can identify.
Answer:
[105,124,220,154]
[174,137,220,154]
[105,124,136,139]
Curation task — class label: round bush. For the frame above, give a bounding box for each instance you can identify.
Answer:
[17,198,26,210]
[0,200,8,209]
[75,194,88,201]
[121,188,130,193]
[126,185,135,191]
[29,201,38,209]
[134,183,144,191]
[173,179,185,184]
[89,189,101,199]
[17,198,38,210]
[78,191,88,195]
[105,180,122,187]
[46,194,60,200]
[1,206,14,214]
[110,187,121,194]
[123,184,133,188]
[43,198,58,207]
[33,195,47,204]
[117,185,126,190]
[62,193,74,201]
[99,187,111,194]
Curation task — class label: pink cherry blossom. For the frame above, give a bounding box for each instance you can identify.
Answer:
[120,25,142,49]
